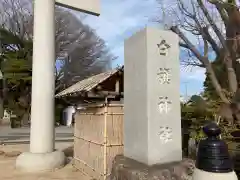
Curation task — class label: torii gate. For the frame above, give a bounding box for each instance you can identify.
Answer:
[16,0,100,172]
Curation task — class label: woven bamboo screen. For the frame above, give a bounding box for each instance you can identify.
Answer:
[73,103,123,180]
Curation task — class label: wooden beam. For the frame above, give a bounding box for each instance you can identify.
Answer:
[95,91,123,96]
[55,0,100,16]
[56,90,123,99]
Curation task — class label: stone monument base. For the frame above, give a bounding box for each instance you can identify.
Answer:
[110,155,194,180]
[16,151,66,172]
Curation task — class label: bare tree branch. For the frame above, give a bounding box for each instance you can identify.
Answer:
[0,0,115,91]
[197,0,227,49]
[171,25,229,103]
[202,26,221,55]
[171,26,206,63]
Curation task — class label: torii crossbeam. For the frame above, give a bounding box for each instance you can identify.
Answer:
[15,0,100,172]
[56,0,100,16]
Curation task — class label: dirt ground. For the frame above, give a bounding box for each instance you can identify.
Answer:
[0,143,91,180]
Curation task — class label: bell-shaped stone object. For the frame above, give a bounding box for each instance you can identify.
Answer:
[193,122,238,180]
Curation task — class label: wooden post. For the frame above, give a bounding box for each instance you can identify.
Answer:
[103,97,108,180]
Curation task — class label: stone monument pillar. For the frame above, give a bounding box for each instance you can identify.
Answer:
[124,27,182,165]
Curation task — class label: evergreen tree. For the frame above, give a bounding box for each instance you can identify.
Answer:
[0,27,32,125]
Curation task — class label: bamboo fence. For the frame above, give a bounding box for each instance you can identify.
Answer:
[73,102,124,180]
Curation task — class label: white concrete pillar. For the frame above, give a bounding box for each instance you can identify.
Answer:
[30,0,55,153]
[15,0,65,172]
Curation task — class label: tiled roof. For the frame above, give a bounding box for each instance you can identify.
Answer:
[55,68,120,98]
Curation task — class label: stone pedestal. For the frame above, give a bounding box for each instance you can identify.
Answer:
[110,155,194,180]
[124,27,182,165]
[16,151,65,172]
[15,0,65,172]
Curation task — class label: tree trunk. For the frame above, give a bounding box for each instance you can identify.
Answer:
[219,103,235,125]
[205,62,230,103]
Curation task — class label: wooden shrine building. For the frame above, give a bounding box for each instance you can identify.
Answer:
[55,67,124,180]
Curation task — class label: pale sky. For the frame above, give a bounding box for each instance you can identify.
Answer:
[78,0,206,97]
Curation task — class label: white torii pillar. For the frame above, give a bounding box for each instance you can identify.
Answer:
[16,0,100,172]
